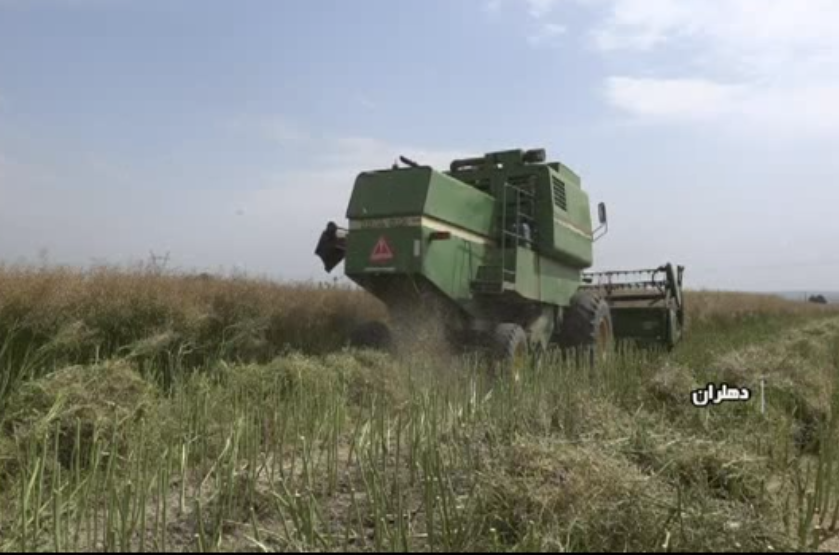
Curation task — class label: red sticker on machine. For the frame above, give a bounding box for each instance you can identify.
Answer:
[370,236,394,262]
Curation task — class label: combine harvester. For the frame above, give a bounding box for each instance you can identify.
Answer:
[316,148,685,374]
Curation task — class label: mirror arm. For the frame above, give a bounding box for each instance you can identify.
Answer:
[593,222,609,242]
[593,202,609,242]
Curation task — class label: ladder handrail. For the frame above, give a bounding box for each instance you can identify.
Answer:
[498,179,538,286]
[500,178,508,285]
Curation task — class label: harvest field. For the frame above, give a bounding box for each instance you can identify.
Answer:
[1,266,838,552]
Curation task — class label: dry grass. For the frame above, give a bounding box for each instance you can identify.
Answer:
[686,290,834,325]
[1,266,839,553]
[0,265,833,414]
[3,360,158,467]
[0,265,385,366]
[0,266,828,363]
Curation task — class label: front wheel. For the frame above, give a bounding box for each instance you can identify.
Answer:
[557,291,614,365]
[492,323,529,383]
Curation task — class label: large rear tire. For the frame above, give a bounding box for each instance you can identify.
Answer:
[349,321,393,352]
[492,323,529,383]
[557,291,614,364]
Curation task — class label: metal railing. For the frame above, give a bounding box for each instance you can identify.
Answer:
[499,180,537,285]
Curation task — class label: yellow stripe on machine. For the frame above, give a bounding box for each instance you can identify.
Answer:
[349,216,492,245]
[554,217,593,240]
[350,216,422,229]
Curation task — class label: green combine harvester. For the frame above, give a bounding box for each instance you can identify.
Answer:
[316,148,684,373]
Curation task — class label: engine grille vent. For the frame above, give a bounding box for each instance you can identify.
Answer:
[552,176,567,211]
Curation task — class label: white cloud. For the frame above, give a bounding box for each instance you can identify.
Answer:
[525,0,562,18]
[226,115,313,147]
[229,121,478,279]
[6,114,477,279]
[243,131,473,223]
[590,0,839,73]
[533,0,839,135]
[528,22,568,48]
[484,0,503,13]
[739,85,839,133]
[486,0,568,49]
[590,0,707,52]
[329,136,468,170]
[484,0,562,19]
[605,77,839,134]
[499,0,839,133]
[355,94,376,111]
[0,0,125,7]
[604,77,747,121]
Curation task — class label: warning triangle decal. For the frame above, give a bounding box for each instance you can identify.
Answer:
[370,236,394,262]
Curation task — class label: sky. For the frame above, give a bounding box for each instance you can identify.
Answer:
[0,0,838,292]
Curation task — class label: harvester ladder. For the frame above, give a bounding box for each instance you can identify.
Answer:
[499,178,537,285]
[470,177,537,295]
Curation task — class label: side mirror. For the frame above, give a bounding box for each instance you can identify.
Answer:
[598,202,608,225]
[594,202,609,242]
